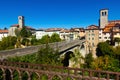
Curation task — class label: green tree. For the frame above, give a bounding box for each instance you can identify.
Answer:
[39,35,50,44]
[84,53,94,68]
[0,36,17,50]
[22,38,30,46]
[20,27,28,37]
[50,33,61,42]
[96,42,113,57]
[19,27,32,38]
[114,37,120,46]
[31,35,39,45]
[91,55,120,72]
[112,46,120,66]
[36,44,61,66]
[70,49,84,68]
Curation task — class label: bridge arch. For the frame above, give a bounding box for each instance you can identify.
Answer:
[62,51,74,67]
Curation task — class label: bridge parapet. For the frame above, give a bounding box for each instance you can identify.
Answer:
[0,39,84,59]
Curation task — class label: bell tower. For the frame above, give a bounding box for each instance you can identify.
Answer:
[99,9,108,28]
[18,16,24,28]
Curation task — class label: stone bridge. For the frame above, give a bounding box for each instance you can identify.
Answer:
[0,61,119,80]
[0,39,85,59]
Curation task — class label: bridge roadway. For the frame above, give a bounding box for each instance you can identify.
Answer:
[0,61,119,80]
[0,39,84,59]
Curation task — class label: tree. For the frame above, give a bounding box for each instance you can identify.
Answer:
[114,37,120,46]
[112,46,120,66]
[4,27,7,30]
[20,27,29,37]
[0,36,17,50]
[39,35,50,44]
[36,44,61,66]
[70,49,84,68]
[31,35,39,45]
[96,42,113,57]
[19,27,32,38]
[50,33,61,42]
[84,53,94,68]
[22,38,30,46]
[91,55,120,72]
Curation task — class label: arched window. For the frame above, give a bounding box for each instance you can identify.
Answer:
[105,11,107,16]
[102,12,104,16]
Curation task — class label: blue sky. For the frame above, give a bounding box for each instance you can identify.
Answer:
[0,0,120,29]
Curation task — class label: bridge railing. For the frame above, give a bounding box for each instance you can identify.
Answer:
[0,61,119,80]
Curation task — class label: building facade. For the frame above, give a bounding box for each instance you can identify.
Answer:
[9,16,24,36]
[0,30,8,41]
[35,28,63,39]
[85,9,120,57]
[85,25,99,57]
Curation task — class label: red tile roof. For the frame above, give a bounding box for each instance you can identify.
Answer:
[103,21,120,33]
[10,24,35,30]
[0,30,8,33]
[86,25,99,30]
[60,29,70,33]
[45,28,63,32]
[11,24,19,27]
[109,20,120,24]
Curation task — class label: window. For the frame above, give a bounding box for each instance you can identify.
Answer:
[105,11,107,16]
[99,37,101,39]
[102,11,107,16]
[92,34,94,36]
[102,12,104,16]
[92,43,94,47]
[92,38,94,40]
[89,38,90,40]
[104,37,107,39]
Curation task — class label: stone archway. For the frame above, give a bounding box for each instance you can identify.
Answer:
[62,51,74,67]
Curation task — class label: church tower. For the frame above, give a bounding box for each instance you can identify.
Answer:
[99,9,108,28]
[18,16,24,28]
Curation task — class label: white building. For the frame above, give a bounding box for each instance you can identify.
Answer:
[36,29,46,39]
[59,29,70,40]
[0,30,8,41]
[35,28,62,39]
